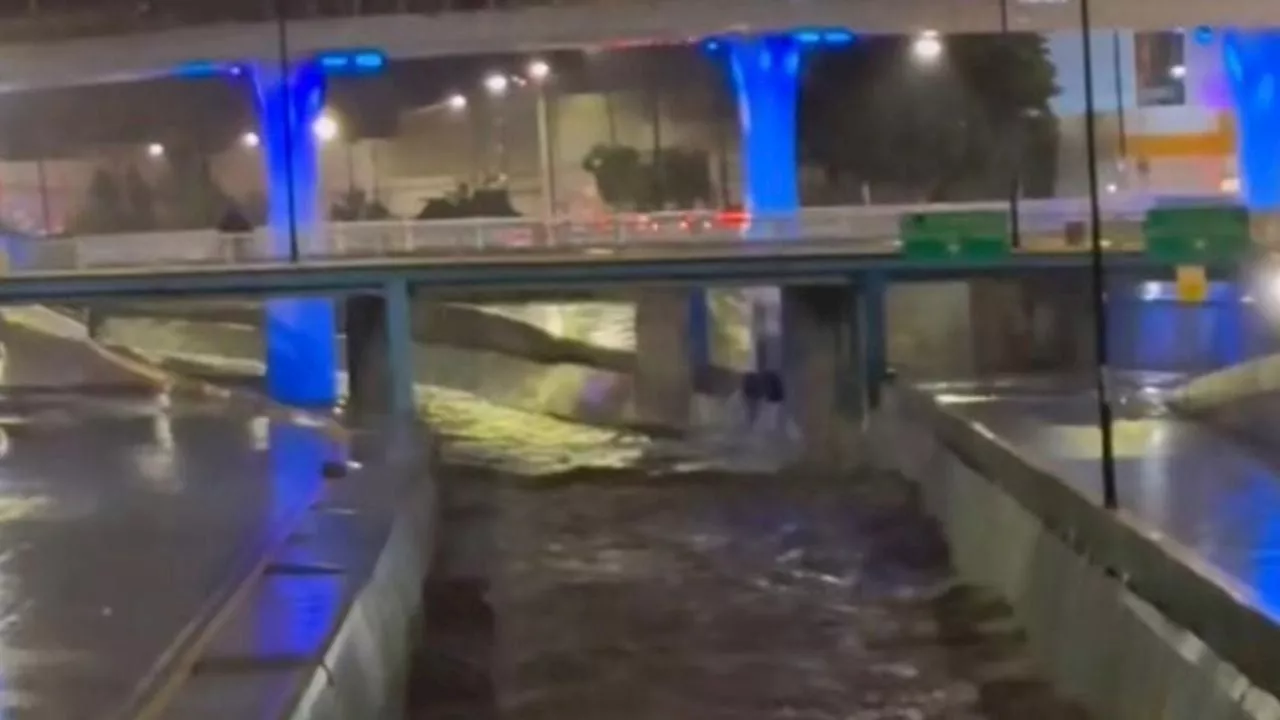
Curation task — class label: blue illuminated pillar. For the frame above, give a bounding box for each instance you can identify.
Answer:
[724,34,803,217]
[1224,31,1280,209]
[249,61,338,408]
[718,34,804,376]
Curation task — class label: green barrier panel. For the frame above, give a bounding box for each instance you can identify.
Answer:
[1143,205,1250,264]
[900,210,1010,261]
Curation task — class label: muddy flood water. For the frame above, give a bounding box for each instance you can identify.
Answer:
[405,464,1088,720]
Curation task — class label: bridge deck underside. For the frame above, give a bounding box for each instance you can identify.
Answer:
[0,0,1271,90]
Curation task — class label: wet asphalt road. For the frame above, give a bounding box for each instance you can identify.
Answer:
[407,465,1089,720]
[0,318,337,719]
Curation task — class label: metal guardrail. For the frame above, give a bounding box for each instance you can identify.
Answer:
[9,198,1187,274]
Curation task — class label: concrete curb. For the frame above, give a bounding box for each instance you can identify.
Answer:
[142,424,435,720]
[870,387,1280,719]
[288,426,438,720]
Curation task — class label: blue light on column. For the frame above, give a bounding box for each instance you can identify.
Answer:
[1224,31,1280,210]
[724,35,803,218]
[249,61,338,408]
[315,48,388,75]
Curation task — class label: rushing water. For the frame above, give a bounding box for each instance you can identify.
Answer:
[406,463,1089,720]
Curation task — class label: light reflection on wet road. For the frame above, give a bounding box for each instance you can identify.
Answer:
[0,319,339,719]
[936,376,1280,624]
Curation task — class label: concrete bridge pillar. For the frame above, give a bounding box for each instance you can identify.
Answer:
[717,34,806,379]
[721,34,803,217]
[633,288,696,429]
[1225,31,1280,209]
[969,276,1094,377]
[248,60,338,408]
[781,283,868,469]
[345,279,417,424]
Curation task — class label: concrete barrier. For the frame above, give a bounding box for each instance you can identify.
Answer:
[151,423,439,720]
[870,387,1280,719]
[288,425,438,720]
[1167,353,1280,453]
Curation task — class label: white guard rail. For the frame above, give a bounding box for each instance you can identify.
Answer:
[6,195,1261,274]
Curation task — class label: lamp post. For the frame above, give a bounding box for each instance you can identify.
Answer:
[483,72,510,180]
[527,59,556,219]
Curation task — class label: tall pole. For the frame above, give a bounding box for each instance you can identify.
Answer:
[535,88,555,219]
[271,0,300,263]
[495,99,507,180]
[346,140,356,195]
[1078,0,1120,510]
[34,154,51,235]
[649,57,664,209]
[1112,32,1129,175]
[1000,0,1022,248]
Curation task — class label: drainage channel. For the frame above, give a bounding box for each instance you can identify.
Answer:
[407,464,1089,719]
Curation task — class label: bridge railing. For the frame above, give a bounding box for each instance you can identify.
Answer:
[1,197,1253,275]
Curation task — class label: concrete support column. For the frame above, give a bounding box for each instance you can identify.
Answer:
[970,279,1034,375]
[720,35,803,378]
[782,284,863,468]
[724,35,802,216]
[633,288,694,429]
[861,273,888,409]
[1224,32,1280,209]
[249,61,337,408]
[970,276,1094,377]
[345,280,416,422]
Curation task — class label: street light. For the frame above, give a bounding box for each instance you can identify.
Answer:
[446,93,468,112]
[241,131,260,149]
[313,113,339,142]
[525,59,556,219]
[483,72,509,96]
[911,30,943,63]
[527,59,551,83]
[146,142,165,158]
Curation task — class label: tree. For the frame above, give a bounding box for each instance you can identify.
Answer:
[155,147,233,229]
[800,33,1060,203]
[74,169,124,233]
[583,144,646,210]
[121,167,156,231]
[584,144,713,211]
[650,147,713,209]
[414,183,519,220]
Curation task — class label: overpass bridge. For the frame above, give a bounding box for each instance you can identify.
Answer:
[0,0,1274,410]
[0,0,1271,87]
[0,198,1251,421]
[0,9,1273,717]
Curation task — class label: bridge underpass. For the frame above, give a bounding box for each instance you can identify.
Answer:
[0,251,1271,716]
[0,3,1277,719]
